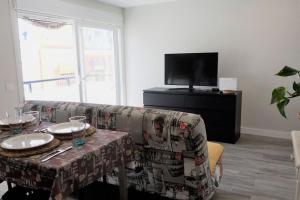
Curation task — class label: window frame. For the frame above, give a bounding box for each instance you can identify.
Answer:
[11,9,126,105]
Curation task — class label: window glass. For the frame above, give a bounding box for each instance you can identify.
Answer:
[18,17,80,102]
[80,27,117,104]
[17,16,121,105]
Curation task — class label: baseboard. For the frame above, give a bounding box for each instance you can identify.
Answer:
[241,127,291,140]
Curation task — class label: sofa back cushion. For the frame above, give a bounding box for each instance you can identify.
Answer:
[24,100,214,199]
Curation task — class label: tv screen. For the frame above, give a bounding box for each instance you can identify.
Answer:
[165,53,218,87]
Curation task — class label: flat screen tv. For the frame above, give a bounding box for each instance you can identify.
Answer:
[165,52,218,89]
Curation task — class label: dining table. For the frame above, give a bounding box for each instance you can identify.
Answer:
[0,123,135,200]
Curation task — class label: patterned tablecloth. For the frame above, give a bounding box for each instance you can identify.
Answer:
[0,128,134,200]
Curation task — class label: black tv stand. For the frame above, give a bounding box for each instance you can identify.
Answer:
[168,88,196,92]
[143,87,242,143]
[168,88,190,90]
[168,85,195,91]
[167,87,221,94]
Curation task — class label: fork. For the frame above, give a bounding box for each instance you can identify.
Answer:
[33,128,47,133]
[40,146,72,163]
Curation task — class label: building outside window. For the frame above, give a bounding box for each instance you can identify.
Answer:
[18,15,123,105]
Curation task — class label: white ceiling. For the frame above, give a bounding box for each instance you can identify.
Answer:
[97,0,176,8]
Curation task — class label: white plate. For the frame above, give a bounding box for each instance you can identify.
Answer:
[47,122,90,135]
[0,115,35,126]
[1,133,54,150]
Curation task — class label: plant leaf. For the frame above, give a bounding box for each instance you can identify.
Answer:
[277,98,290,118]
[293,81,300,93]
[271,87,286,104]
[276,66,299,77]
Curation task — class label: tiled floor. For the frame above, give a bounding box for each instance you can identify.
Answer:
[212,134,295,200]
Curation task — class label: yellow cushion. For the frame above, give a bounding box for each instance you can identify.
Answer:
[207,142,224,176]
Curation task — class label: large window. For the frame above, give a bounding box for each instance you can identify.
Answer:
[17,16,122,105]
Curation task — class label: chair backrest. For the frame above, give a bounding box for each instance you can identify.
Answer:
[24,100,215,199]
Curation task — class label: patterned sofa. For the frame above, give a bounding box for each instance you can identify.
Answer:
[23,100,223,200]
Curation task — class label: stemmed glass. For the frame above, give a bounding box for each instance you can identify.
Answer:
[14,100,25,118]
[23,111,40,131]
[7,111,23,135]
[2,100,25,134]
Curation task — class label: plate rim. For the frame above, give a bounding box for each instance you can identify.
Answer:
[47,122,90,135]
[0,115,35,126]
[0,133,54,150]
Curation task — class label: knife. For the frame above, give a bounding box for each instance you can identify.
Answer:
[41,146,72,163]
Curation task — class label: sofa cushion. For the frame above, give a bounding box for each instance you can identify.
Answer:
[207,142,224,176]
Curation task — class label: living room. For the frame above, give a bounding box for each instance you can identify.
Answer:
[0,0,299,199]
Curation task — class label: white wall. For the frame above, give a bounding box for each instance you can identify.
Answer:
[0,0,123,116]
[124,0,300,135]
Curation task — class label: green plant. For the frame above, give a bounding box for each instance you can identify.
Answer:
[271,66,300,118]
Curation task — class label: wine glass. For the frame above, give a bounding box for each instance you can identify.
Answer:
[23,111,40,131]
[8,112,23,134]
[14,100,25,118]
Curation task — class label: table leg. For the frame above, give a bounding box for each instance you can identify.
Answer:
[7,182,12,191]
[103,175,107,183]
[118,164,127,200]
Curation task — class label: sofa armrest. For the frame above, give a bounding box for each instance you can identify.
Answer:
[177,113,215,198]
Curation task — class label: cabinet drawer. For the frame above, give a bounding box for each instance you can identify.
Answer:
[206,126,236,143]
[201,110,235,125]
[184,95,236,110]
[143,93,185,108]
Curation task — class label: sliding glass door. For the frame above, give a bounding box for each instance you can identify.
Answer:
[17,15,122,105]
[79,26,117,104]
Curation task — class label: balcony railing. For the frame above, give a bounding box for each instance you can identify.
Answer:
[23,76,76,93]
[22,74,116,104]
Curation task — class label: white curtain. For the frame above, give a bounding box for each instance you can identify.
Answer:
[22,16,66,29]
